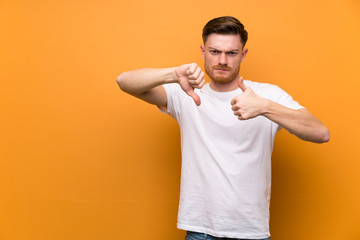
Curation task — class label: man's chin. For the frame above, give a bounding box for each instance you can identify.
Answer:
[211,77,234,84]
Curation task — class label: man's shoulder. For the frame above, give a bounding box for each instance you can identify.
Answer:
[245,80,300,107]
[244,80,282,94]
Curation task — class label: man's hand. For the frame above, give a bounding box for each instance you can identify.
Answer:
[231,77,268,120]
[175,63,205,106]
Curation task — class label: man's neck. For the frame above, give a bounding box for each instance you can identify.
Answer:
[209,77,240,92]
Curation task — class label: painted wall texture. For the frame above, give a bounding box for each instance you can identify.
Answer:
[1,0,359,239]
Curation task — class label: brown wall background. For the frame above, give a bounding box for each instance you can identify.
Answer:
[1,0,359,239]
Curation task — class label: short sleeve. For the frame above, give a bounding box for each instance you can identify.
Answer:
[274,86,305,110]
[247,81,305,111]
[159,83,185,121]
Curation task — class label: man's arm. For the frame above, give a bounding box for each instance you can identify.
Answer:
[263,104,329,143]
[231,77,330,143]
[116,63,205,109]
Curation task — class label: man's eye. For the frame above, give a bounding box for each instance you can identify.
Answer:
[227,52,237,56]
[210,50,219,54]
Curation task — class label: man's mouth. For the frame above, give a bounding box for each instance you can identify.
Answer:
[213,67,231,72]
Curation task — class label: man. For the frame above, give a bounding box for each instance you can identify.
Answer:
[116,16,329,240]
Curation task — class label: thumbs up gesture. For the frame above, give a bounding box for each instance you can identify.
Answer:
[175,63,206,106]
[231,77,267,120]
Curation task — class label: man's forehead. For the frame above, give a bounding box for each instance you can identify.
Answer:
[205,33,243,50]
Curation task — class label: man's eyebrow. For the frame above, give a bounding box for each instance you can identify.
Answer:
[226,49,239,52]
[208,47,239,52]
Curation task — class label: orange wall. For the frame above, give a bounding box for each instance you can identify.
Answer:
[1,0,359,239]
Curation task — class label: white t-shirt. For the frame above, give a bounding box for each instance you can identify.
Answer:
[162,81,304,239]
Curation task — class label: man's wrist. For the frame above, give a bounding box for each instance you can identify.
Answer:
[163,67,179,84]
[260,98,271,116]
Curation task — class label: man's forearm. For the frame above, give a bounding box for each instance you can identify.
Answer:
[116,68,178,96]
[263,100,330,143]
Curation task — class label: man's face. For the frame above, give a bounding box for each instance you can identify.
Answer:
[201,33,248,84]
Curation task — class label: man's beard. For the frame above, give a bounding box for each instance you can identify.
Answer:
[204,63,240,84]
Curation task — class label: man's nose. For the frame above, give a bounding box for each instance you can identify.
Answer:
[218,52,228,65]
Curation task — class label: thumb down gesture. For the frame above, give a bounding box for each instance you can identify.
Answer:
[175,63,206,106]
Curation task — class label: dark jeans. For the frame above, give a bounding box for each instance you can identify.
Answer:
[185,231,271,240]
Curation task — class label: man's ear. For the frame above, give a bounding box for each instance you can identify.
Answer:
[200,45,205,60]
[240,48,248,63]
